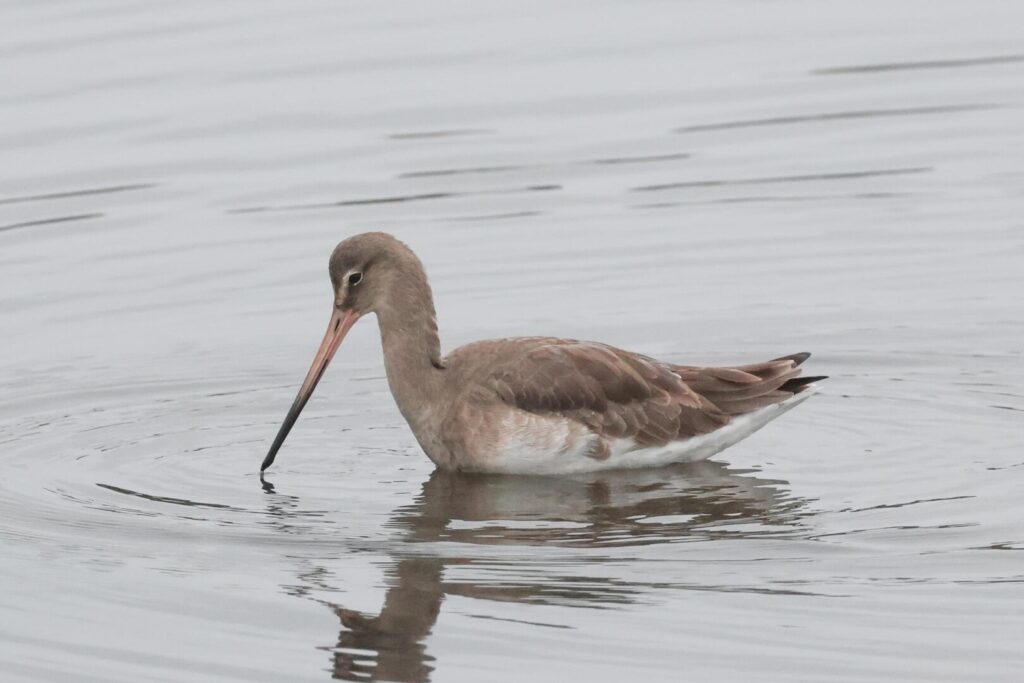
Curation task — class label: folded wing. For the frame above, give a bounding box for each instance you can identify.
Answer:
[481,340,820,447]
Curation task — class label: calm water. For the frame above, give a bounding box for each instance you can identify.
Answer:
[2,1,1023,681]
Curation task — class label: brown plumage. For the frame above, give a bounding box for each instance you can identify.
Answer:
[447,339,819,449]
[262,232,826,474]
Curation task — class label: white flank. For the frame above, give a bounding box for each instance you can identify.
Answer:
[486,387,818,475]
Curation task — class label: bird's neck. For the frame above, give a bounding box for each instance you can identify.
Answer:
[375,271,444,431]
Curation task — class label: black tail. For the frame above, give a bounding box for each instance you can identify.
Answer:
[780,375,828,393]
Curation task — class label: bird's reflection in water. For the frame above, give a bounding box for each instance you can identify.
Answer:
[264,461,808,682]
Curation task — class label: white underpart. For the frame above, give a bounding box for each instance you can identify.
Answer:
[483,410,595,474]
[486,386,818,475]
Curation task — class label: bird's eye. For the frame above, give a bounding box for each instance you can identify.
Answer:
[348,272,363,286]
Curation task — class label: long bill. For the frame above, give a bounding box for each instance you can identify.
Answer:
[261,307,361,471]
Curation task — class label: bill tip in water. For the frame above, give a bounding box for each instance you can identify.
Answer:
[260,452,275,472]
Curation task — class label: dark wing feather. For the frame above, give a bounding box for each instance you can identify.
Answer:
[484,339,729,445]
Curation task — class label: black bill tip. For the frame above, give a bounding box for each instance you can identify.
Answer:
[260,395,305,472]
[260,452,275,472]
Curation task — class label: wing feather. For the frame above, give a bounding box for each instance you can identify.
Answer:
[451,338,821,455]
[483,339,727,445]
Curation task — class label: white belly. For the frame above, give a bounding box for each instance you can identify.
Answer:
[477,389,816,475]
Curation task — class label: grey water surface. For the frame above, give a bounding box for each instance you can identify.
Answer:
[2,1,1023,681]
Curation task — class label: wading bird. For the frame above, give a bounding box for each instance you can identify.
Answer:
[262,232,824,475]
